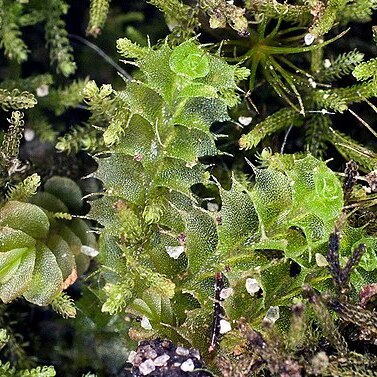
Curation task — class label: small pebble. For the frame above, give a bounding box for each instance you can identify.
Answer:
[139,359,156,375]
[176,346,189,356]
[153,354,170,367]
[181,358,195,372]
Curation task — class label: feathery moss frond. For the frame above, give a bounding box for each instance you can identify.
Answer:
[43,0,76,76]
[1,111,24,160]
[353,58,377,81]
[308,0,348,42]
[245,0,311,25]
[56,124,105,154]
[6,174,41,202]
[0,2,28,62]
[50,292,77,318]
[340,0,377,24]
[317,49,365,82]
[87,0,110,36]
[0,74,53,94]
[41,78,89,116]
[0,89,37,111]
[313,79,377,113]
[239,108,304,150]
[304,114,331,158]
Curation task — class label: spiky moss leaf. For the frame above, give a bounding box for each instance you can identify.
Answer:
[139,43,176,103]
[159,190,193,232]
[239,108,303,149]
[223,253,268,320]
[117,37,148,60]
[97,234,125,275]
[178,307,212,358]
[249,167,292,231]
[177,82,218,99]
[164,126,219,163]
[23,243,63,306]
[46,235,75,280]
[114,115,157,163]
[260,260,309,309]
[75,253,90,277]
[44,176,83,213]
[352,57,377,81]
[70,218,97,249]
[94,154,147,205]
[200,54,243,97]
[183,208,219,275]
[0,201,49,239]
[117,82,163,126]
[87,196,119,230]
[126,289,175,326]
[55,223,82,256]
[353,237,377,272]
[288,222,324,265]
[0,248,35,303]
[218,180,259,251]
[351,269,377,294]
[154,158,208,195]
[87,0,110,36]
[288,155,343,222]
[335,224,377,283]
[173,97,229,134]
[148,232,187,279]
[0,226,36,252]
[5,173,40,202]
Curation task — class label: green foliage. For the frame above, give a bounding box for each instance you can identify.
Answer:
[87,0,110,36]
[317,49,365,81]
[0,176,97,308]
[0,327,55,376]
[2,0,377,375]
[0,90,37,111]
[85,33,377,364]
[0,362,56,377]
[0,1,28,62]
[239,108,303,149]
[43,0,76,77]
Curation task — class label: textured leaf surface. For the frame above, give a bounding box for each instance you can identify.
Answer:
[23,243,63,306]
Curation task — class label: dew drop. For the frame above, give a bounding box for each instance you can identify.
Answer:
[165,245,185,259]
[323,59,331,68]
[140,316,153,330]
[219,319,232,334]
[315,253,329,267]
[238,116,253,126]
[304,33,315,45]
[245,278,260,295]
[220,287,234,300]
[264,306,280,324]
[36,84,49,97]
